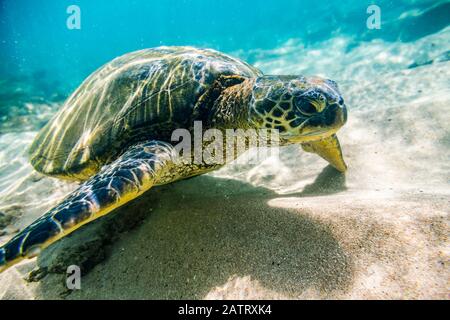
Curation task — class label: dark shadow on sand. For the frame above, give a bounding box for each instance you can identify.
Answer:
[35,172,353,299]
[294,165,347,197]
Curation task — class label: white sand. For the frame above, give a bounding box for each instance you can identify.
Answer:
[0,29,449,299]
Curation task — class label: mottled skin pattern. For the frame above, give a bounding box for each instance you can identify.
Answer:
[0,47,348,272]
[1,142,177,266]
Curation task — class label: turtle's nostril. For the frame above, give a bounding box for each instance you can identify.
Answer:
[323,103,338,126]
[342,104,348,123]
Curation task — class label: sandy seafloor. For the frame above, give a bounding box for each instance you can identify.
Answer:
[0,28,449,300]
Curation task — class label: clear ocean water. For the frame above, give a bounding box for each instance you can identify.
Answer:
[1,0,448,92]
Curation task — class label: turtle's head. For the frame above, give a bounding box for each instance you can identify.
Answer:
[249,75,348,171]
[250,75,347,140]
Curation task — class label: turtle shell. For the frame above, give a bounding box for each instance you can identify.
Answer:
[29,47,262,180]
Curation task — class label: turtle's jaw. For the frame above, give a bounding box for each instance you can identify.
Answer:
[284,104,348,172]
[284,129,347,173]
[284,126,338,143]
[301,134,347,172]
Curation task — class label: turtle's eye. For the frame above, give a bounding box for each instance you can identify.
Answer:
[294,97,317,115]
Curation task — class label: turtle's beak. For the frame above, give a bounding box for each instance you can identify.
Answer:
[301,134,347,172]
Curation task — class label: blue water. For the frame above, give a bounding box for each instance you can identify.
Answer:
[1,0,448,92]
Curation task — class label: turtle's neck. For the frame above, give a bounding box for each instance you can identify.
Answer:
[208,78,255,130]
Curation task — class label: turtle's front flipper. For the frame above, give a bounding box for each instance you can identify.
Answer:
[0,141,177,273]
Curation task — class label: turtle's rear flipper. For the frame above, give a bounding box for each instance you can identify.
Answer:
[0,141,177,273]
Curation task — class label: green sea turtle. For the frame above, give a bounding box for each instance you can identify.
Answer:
[0,46,347,272]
